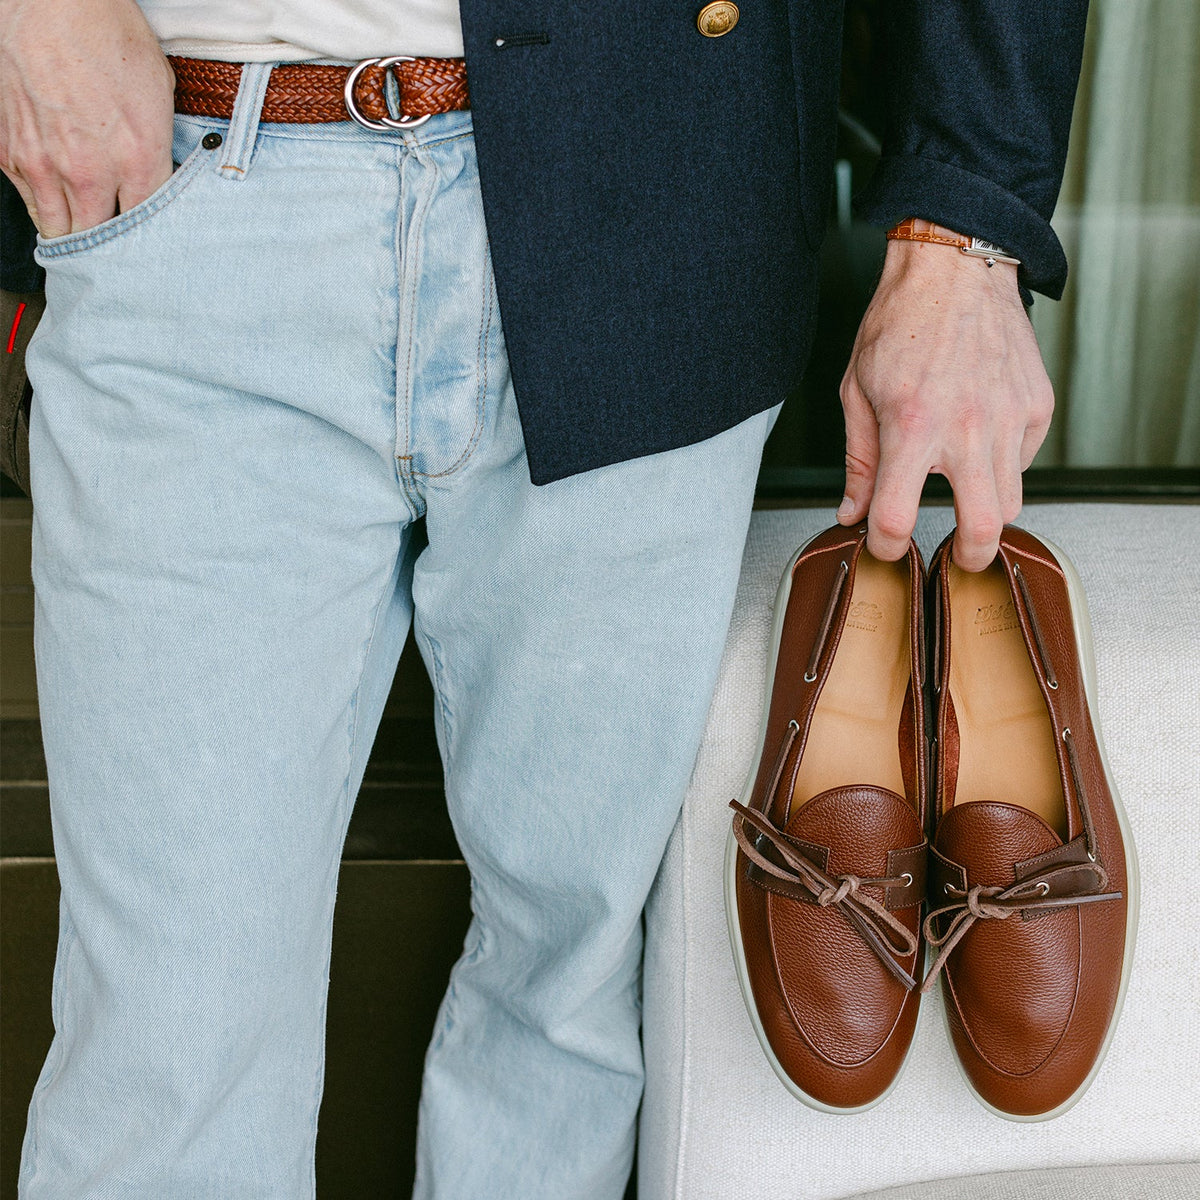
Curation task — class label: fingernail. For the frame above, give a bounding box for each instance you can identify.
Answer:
[836,497,853,520]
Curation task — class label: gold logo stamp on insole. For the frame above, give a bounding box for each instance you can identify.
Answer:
[975,600,1018,636]
[847,600,885,632]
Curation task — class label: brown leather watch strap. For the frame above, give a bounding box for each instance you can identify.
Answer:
[168,55,470,125]
[886,216,972,250]
[886,216,1021,267]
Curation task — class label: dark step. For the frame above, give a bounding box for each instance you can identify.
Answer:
[0,717,459,861]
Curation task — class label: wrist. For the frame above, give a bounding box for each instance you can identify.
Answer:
[877,232,1023,309]
[886,217,1021,269]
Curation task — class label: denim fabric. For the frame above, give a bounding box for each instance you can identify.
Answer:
[5,4,1088,486]
[20,63,779,1198]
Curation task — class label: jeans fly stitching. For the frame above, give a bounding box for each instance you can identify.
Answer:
[410,248,493,481]
[396,150,439,499]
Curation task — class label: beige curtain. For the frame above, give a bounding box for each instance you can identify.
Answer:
[1032,0,1200,467]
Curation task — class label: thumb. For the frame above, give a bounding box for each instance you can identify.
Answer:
[837,371,880,525]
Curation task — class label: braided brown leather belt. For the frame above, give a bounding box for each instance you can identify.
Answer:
[168,55,470,129]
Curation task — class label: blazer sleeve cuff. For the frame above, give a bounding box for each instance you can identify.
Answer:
[855,153,1068,301]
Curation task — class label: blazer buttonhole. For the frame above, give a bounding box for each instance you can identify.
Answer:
[494,32,550,49]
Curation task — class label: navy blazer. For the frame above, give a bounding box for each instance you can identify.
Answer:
[0,3,1089,489]
[458,1,1088,484]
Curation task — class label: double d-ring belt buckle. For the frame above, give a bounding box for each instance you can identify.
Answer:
[343,56,432,130]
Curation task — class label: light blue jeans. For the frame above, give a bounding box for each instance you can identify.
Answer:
[21,62,779,1199]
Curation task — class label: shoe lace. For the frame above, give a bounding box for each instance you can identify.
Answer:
[730,799,920,991]
[919,860,1122,994]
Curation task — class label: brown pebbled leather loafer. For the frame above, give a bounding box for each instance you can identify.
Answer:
[923,525,1139,1121]
[725,523,928,1112]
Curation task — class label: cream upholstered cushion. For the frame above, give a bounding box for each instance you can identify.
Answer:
[639,503,1200,1200]
[845,1161,1200,1200]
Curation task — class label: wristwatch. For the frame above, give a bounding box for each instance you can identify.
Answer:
[886,217,1021,268]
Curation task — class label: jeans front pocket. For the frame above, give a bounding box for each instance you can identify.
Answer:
[34,116,220,262]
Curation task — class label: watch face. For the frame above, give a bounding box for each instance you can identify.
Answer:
[965,237,1021,265]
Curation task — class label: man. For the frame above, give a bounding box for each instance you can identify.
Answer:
[0,0,1084,1195]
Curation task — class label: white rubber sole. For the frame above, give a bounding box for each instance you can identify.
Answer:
[723,527,1141,1121]
[722,528,923,1115]
[940,532,1141,1123]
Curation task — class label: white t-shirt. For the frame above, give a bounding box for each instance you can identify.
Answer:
[135,0,464,63]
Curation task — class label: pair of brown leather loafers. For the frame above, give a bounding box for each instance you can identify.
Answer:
[725,522,1138,1119]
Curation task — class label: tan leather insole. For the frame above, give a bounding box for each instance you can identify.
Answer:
[947,561,1066,837]
[789,554,910,818]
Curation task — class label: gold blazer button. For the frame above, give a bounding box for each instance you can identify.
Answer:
[697,2,739,38]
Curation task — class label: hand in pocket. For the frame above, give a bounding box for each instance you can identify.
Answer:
[0,0,176,238]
